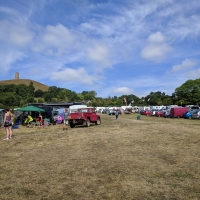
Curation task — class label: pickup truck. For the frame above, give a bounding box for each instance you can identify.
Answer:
[68,107,101,128]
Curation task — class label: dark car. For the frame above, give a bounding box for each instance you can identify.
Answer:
[139,110,145,115]
[108,110,116,115]
[102,109,109,114]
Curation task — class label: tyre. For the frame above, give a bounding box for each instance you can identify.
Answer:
[95,118,101,125]
[86,119,90,127]
[70,123,75,128]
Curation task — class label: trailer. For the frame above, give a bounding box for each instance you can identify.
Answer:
[170,107,189,118]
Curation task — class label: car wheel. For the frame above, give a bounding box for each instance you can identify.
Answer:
[86,119,90,127]
[70,123,75,128]
[188,116,191,119]
[95,118,101,125]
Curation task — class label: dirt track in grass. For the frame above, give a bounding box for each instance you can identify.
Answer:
[0,114,200,200]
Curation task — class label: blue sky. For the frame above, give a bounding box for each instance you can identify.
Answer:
[0,0,200,98]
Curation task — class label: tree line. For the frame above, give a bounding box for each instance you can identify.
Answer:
[0,79,200,108]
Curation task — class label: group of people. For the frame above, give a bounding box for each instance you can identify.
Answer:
[3,108,15,140]
[24,113,44,127]
[3,109,46,140]
[3,107,117,139]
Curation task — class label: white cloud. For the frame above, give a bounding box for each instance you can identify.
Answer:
[0,50,26,73]
[32,23,76,56]
[43,24,75,47]
[141,32,173,62]
[0,20,34,47]
[0,6,19,16]
[186,68,200,79]
[50,67,97,85]
[148,31,165,43]
[171,59,196,72]
[113,87,134,95]
[86,43,112,69]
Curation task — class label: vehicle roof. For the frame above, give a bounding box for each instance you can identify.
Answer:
[77,107,94,109]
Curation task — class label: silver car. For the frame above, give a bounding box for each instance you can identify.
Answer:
[192,110,200,119]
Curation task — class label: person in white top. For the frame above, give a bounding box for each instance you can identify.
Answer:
[63,108,69,130]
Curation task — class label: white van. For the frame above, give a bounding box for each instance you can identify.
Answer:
[69,105,87,113]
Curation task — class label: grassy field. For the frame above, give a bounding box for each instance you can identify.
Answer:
[0,114,200,200]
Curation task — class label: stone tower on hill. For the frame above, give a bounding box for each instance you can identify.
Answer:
[15,72,19,79]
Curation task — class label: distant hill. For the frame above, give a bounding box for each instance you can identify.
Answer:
[0,79,49,92]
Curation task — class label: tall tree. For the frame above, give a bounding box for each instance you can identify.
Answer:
[35,89,44,98]
[28,82,35,95]
[174,79,200,105]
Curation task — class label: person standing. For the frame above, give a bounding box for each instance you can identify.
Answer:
[115,110,119,120]
[63,108,69,130]
[3,108,13,140]
[10,109,15,127]
[39,113,43,127]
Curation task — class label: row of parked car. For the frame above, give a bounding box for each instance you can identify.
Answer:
[140,107,200,119]
[101,109,122,115]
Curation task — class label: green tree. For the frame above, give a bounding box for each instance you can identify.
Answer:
[77,93,84,101]
[162,97,173,106]
[28,82,35,97]
[16,84,29,98]
[0,85,4,93]
[65,89,78,102]
[44,92,53,102]
[3,84,16,92]
[2,92,16,107]
[82,90,97,101]
[35,89,44,98]
[38,98,45,103]
[48,86,60,97]
[57,89,68,102]
[174,79,200,105]
[27,97,35,103]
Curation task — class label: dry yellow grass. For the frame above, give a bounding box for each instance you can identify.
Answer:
[0,79,49,91]
[0,114,200,200]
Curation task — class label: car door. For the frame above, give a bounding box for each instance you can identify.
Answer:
[90,108,97,121]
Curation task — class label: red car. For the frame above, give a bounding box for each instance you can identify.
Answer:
[155,110,164,117]
[143,110,151,116]
[68,107,101,128]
